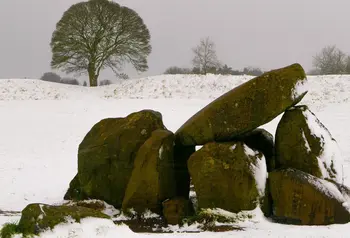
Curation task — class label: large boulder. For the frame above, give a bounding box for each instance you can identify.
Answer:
[17,203,109,236]
[175,63,308,146]
[188,142,267,213]
[65,110,166,208]
[122,129,176,214]
[275,105,343,183]
[269,169,350,225]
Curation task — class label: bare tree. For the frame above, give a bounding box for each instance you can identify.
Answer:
[192,37,220,74]
[50,0,151,87]
[312,45,347,74]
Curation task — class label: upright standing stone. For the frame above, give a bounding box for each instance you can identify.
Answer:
[122,129,176,214]
[188,142,267,213]
[275,105,343,183]
[65,110,166,208]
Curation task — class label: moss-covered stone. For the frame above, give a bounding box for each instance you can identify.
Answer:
[65,110,166,208]
[17,203,109,236]
[237,128,275,172]
[188,142,267,213]
[122,129,176,214]
[175,63,307,146]
[63,173,86,201]
[162,197,193,225]
[269,169,350,225]
[275,105,342,183]
[173,143,195,198]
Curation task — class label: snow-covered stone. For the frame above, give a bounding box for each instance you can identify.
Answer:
[275,105,343,183]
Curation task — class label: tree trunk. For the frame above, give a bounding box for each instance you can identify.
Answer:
[88,63,98,87]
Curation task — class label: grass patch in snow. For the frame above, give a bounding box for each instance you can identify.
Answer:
[0,221,20,238]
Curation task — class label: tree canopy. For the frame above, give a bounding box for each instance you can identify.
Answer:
[50,0,151,86]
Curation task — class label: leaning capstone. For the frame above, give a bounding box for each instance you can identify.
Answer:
[175,63,308,146]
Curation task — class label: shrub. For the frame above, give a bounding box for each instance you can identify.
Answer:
[0,222,20,238]
[60,77,79,85]
[99,79,112,86]
[40,72,61,83]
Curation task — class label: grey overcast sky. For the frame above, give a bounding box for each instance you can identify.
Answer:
[0,0,349,80]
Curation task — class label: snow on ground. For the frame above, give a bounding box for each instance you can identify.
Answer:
[1,74,350,107]
[0,74,350,237]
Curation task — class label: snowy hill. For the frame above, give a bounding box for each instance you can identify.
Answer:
[1,75,349,108]
[1,74,350,237]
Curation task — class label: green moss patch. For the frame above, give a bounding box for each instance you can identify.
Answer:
[17,203,110,236]
[0,222,20,238]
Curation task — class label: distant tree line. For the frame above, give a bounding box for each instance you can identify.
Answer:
[40,72,80,85]
[164,37,264,76]
[310,45,350,75]
[40,72,118,86]
[164,65,264,76]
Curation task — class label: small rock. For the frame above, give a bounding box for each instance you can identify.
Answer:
[162,197,193,225]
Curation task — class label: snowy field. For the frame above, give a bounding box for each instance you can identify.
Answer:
[0,74,350,237]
